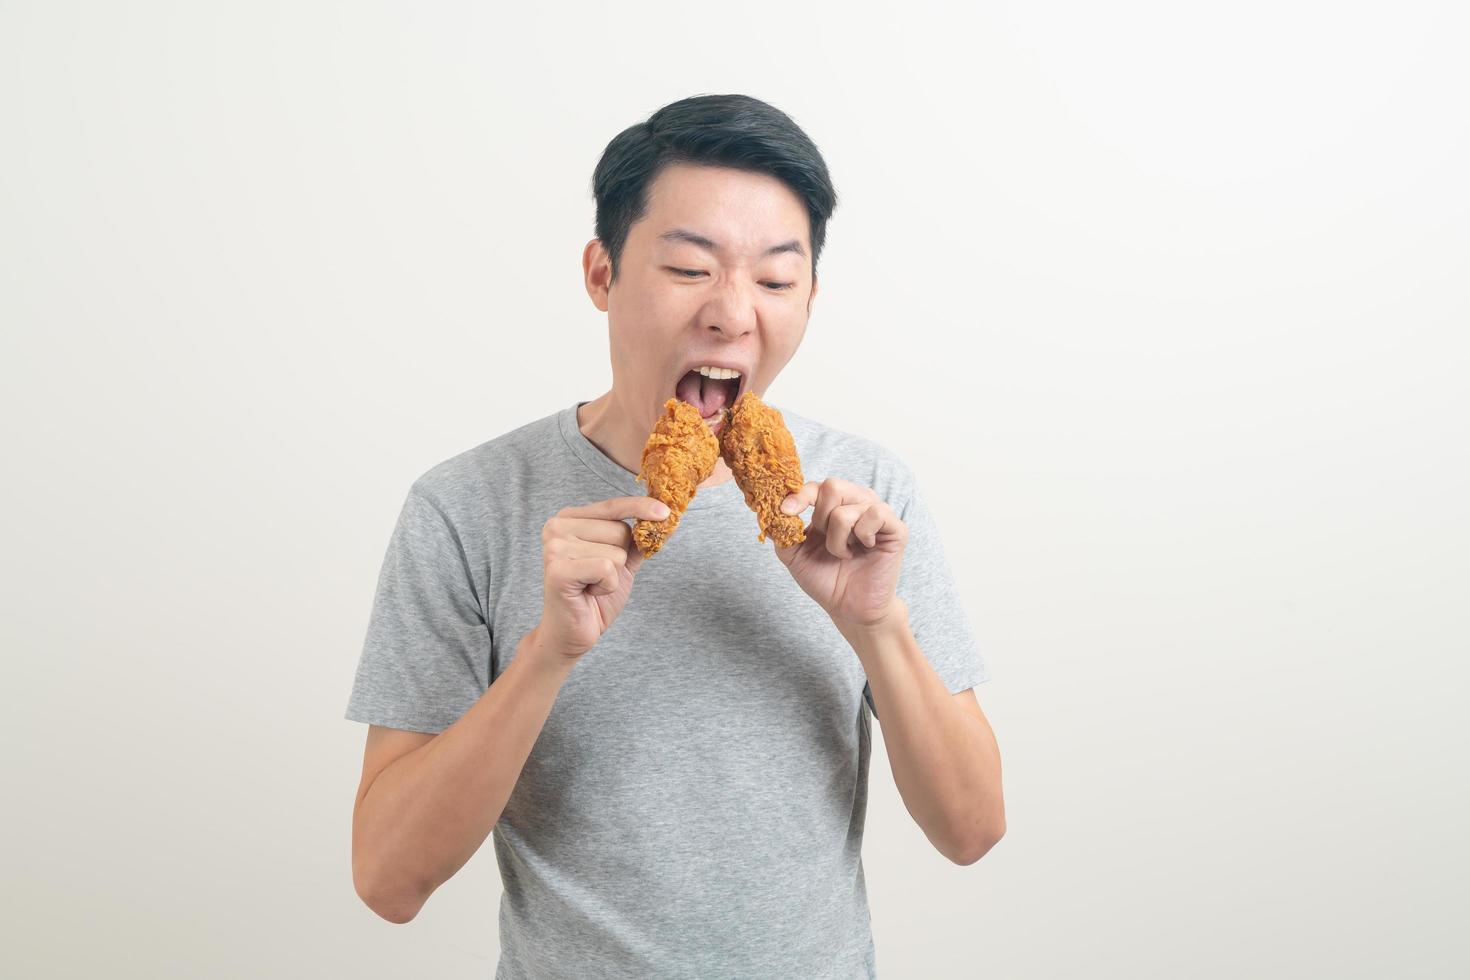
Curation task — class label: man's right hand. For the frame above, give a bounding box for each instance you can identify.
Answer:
[532,495,671,663]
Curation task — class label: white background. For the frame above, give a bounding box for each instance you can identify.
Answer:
[2,1,1466,977]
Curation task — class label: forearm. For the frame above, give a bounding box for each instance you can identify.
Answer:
[839,600,1004,863]
[353,626,575,918]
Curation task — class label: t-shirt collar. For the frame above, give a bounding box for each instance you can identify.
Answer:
[557,402,742,511]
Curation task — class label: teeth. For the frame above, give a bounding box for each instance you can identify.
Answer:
[695,366,741,380]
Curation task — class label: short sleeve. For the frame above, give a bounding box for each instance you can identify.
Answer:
[864,468,991,721]
[344,482,492,734]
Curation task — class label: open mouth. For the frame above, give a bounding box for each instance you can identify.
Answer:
[674,367,744,430]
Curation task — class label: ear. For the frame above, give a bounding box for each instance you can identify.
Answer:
[807,272,819,312]
[583,238,612,312]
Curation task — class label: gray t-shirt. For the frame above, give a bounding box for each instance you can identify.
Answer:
[344,401,991,979]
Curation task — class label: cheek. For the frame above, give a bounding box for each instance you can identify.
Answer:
[773,314,807,354]
[610,286,675,337]
[648,286,701,324]
[763,317,807,375]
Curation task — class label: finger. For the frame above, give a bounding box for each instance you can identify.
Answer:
[544,538,630,570]
[780,481,820,517]
[550,556,621,597]
[852,504,887,548]
[559,495,672,524]
[810,477,876,535]
[625,544,646,575]
[825,502,868,558]
[545,516,638,549]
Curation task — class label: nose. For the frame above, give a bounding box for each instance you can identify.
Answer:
[703,281,757,339]
[707,320,753,339]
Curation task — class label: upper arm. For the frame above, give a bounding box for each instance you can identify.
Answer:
[953,686,984,722]
[351,725,435,918]
[952,686,1005,844]
[342,482,492,735]
[354,724,435,814]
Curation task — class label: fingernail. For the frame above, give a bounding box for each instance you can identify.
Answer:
[780,497,800,515]
[655,503,670,519]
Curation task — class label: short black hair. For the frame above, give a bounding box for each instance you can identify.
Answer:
[591,94,838,285]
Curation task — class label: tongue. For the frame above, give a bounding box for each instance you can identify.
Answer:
[675,370,732,417]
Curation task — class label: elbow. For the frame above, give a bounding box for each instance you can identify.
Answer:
[353,860,426,924]
[950,818,1006,867]
[365,892,422,925]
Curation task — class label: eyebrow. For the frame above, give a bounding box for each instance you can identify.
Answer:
[657,227,807,259]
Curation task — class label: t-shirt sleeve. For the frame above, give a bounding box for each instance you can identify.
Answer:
[344,481,492,734]
[864,467,991,721]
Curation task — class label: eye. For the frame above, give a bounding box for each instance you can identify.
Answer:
[668,267,795,291]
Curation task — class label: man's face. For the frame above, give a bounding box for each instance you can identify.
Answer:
[584,162,818,437]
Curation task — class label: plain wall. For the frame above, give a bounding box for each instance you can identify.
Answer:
[2,1,1465,977]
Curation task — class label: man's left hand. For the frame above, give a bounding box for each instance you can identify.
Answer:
[775,477,907,632]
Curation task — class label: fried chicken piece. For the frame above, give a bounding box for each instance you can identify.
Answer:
[718,391,808,547]
[632,398,720,557]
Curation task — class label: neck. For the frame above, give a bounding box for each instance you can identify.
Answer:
[577,390,735,490]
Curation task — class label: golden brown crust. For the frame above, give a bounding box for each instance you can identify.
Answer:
[632,398,720,556]
[717,391,807,547]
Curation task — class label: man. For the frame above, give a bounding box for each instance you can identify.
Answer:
[345,93,1005,979]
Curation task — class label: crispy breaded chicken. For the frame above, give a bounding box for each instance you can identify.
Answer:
[632,398,721,557]
[718,391,808,547]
